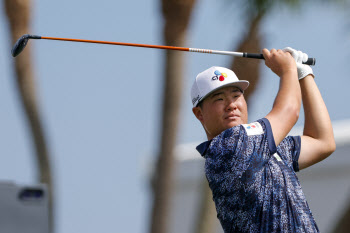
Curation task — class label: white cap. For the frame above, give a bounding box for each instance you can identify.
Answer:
[191,66,249,107]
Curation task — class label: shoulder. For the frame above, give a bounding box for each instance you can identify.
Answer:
[210,119,273,154]
[197,118,276,158]
[219,118,268,139]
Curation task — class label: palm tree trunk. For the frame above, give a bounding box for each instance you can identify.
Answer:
[193,180,217,233]
[149,0,196,233]
[230,11,265,103]
[332,203,350,233]
[4,1,54,232]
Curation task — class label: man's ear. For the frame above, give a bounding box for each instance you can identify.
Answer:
[192,107,204,122]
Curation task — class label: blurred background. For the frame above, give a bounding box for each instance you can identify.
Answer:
[1,0,350,232]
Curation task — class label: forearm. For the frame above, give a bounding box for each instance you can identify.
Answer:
[297,75,335,169]
[267,70,301,145]
[262,48,302,145]
[300,75,335,147]
[273,70,301,113]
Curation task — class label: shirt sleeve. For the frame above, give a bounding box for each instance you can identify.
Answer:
[205,118,277,180]
[277,136,301,172]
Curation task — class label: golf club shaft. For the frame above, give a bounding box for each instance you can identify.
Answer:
[39,37,270,61]
[12,35,316,65]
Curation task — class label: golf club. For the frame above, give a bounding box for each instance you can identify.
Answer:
[11,34,316,66]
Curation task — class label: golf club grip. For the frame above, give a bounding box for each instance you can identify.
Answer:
[243,53,316,66]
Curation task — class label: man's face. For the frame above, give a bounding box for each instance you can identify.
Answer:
[192,86,248,140]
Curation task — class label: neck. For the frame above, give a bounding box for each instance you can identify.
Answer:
[205,130,215,141]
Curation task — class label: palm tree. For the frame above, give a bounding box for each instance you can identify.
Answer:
[149,0,197,232]
[4,0,54,232]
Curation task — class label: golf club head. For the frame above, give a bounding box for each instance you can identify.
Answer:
[11,34,41,57]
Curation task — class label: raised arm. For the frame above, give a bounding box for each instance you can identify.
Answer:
[263,49,302,146]
[298,75,336,170]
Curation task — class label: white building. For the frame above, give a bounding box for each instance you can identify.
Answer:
[170,119,350,233]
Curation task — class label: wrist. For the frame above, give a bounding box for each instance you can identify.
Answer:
[279,68,298,79]
[299,74,314,83]
[297,63,313,80]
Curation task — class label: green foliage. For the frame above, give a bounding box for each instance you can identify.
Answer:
[244,0,301,15]
[227,0,350,16]
[224,0,302,18]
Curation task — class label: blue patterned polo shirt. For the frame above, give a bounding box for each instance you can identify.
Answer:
[196,118,319,233]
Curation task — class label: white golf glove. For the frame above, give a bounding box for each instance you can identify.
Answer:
[283,47,314,80]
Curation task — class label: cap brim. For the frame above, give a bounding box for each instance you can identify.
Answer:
[196,80,249,106]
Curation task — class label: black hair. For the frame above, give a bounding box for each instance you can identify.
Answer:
[197,100,203,109]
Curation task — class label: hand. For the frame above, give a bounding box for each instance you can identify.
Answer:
[262,48,297,78]
[282,47,314,80]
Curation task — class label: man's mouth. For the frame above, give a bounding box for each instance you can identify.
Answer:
[225,114,239,120]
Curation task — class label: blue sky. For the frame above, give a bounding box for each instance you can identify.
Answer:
[1,0,349,232]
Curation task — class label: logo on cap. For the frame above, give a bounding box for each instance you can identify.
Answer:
[212,70,227,82]
[192,95,200,105]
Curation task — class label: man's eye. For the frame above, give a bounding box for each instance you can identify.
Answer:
[216,98,223,101]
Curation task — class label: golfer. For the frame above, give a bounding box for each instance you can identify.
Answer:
[191,47,335,232]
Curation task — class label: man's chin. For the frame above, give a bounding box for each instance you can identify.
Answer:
[226,119,243,128]
[210,119,245,139]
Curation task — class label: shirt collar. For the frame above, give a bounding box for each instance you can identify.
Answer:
[196,140,211,157]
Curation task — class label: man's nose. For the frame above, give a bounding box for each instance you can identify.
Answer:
[225,99,237,111]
